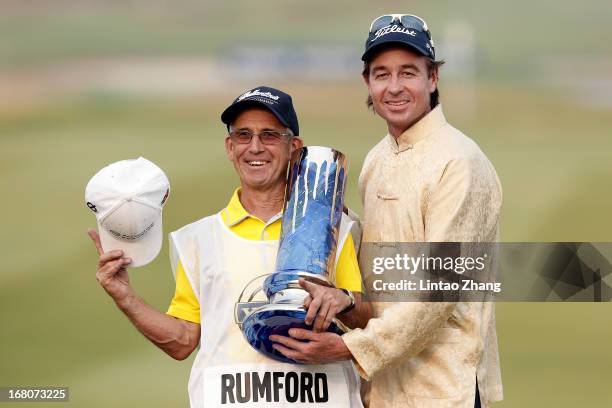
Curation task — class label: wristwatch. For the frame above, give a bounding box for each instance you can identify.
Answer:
[339,288,356,314]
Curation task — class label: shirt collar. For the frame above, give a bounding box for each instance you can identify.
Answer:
[386,104,447,153]
[223,187,282,228]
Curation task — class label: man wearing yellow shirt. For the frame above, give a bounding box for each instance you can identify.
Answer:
[167,187,365,328]
[89,85,370,407]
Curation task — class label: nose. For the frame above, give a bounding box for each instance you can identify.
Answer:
[388,74,402,95]
[248,134,265,153]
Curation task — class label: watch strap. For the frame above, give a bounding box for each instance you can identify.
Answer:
[339,288,356,313]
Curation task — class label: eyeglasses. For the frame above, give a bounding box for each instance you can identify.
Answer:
[229,129,291,145]
[369,14,431,39]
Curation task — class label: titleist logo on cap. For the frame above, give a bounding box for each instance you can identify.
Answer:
[238,89,280,102]
[371,24,417,41]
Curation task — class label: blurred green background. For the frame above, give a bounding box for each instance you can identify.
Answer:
[1,1,611,407]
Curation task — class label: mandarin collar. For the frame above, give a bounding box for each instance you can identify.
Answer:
[386,104,447,153]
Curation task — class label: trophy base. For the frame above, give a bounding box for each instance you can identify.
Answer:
[241,303,347,364]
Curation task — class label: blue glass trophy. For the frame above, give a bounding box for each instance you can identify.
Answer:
[235,146,349,363]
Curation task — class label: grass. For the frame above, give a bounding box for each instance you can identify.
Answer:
[1,1,611,71]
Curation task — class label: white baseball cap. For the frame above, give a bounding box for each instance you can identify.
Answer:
[85,157,170,267]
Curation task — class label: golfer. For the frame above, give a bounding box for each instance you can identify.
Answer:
[271,15,503,408]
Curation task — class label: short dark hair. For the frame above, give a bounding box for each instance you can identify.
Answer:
[362,45,445,110]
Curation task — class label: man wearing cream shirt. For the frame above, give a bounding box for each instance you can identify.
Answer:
[271,14,503,408]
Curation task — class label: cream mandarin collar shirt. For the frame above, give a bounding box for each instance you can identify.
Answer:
[388,104,447,153]
[343,105,504,407]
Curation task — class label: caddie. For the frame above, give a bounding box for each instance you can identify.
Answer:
[271,15,504,408]
[88,85,370,407]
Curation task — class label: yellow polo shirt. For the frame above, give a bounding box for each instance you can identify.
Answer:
[166,188,362,324]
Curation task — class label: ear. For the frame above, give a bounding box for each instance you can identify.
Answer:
[428,66,439,93]
[362,72,374,104]
[362,71,370,86]
[224,136,234,161]
[290,137,304,154]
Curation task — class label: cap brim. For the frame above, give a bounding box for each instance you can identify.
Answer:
[221,100,290,129]
[97,214,163,268]
[362,38,431,61]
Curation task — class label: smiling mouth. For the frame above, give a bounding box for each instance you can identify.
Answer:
[385,100,409,107]
[247,160,269,167]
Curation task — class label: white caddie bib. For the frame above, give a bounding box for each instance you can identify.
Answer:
[169,213,362,408]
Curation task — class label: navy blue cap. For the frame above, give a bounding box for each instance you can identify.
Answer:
[362,23,435,61]
[221,86,299,136]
